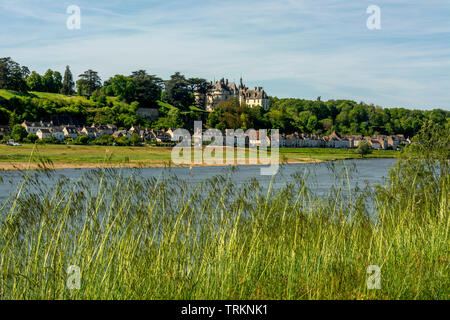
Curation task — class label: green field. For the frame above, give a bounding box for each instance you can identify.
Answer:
[279,147,397,161]
[0,89,112,104]
[0,144,397,170]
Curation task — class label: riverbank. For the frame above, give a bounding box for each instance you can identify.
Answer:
[0,144,398,171]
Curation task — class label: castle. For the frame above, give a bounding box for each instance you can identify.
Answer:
[195,77,270,111]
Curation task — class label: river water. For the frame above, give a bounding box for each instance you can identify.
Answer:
[0,158,396,202]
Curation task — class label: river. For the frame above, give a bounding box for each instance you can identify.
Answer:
[0,158,396,202]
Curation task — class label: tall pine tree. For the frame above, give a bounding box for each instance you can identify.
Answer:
[61,65,75,95]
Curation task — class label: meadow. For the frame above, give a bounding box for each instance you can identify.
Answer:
[0,145,447,300]
[0,144,397,170]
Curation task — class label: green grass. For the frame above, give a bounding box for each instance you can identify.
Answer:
[0,89,18,100]
[0,89,120,106]
[1,89,79,101]
[0,148,447,300]
[0,144,397,170]
[0,144,174,166]
[279,147,397,161]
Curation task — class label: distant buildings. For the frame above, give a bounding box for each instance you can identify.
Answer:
[36,129,52,140]
[195,78,270,111]
[21,120,54,134]
[276,131,406,150]
[17,120,409,150]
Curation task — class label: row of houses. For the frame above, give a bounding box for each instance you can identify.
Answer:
[21,121,173,143]
[18,121,409,150]
[276,131,409,150]
[200,129,408,150]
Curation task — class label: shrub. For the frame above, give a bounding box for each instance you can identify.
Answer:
[356,140,373,158]
[26,133,38,143]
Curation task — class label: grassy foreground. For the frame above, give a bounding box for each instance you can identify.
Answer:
[0,144,397,170]
[0,147,447,300]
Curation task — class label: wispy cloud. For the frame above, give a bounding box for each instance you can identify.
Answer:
[1,0,449,109]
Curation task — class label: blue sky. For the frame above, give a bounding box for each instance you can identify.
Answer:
[1,0,449,110]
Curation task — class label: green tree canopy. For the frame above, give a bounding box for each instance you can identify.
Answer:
[130,70,163,107]
[356,141,373,158]
[26,71,43,91]
[164,72,194,110]
[0,57,29,92]
[42,69,62,93]
[77,69,102,97]
[61,65,75,95]
[11,124,27,141]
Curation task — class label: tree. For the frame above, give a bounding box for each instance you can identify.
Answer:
[74,135,90,145]
[0,57,29,92]
[42,69,54,92]
[96,134,115,146]
[41,69,62,93]
[77,69,102,97]
[156,107,184,129]
[90,89,107,104]
[130,70,164,107]
[27,133,39,143]
[164,72,193,109]
[356,140,373,158]
[130,133,142,146]
[0,107,10,125]
[11,124,27,142]
[61,66,75,95]
[105,74,135,102]
[53,71,62,93]
[26,71,43,91]
[409,120,450,160]
[306,115,318,132]
[8,111,19,130]
[116,136,130,146]
[206,98,259,130]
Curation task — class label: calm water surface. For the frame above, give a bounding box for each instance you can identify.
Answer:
[0,158,396,202]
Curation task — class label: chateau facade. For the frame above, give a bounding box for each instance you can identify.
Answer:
[195,78,270,111]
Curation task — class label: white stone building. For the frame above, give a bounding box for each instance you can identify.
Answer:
[195,78,270,111]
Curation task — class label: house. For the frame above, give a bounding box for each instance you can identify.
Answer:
[369,138,382,150]
[137,129,153,141]
[128,125,141,137]
[302,134,324,147]
[80,126,96,139]
[387,136,402,150]
[166,128,174,139]
[281,133,303,148]
[62,126,79,139]
[136,108,159,120]
[36,129,52,140]
[344,135,363,148]
[0,125,10,136]
[149,129,171,143]
[112,130,130,139]
[21,120,53,134]
[107,124,118,131]
[51,128,65,141]
[372,135,389,150]
[249,130,271,147]
[326,131,349,148]
[92,124,114,137]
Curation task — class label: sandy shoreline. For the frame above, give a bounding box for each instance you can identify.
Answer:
[0,158,323,171]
